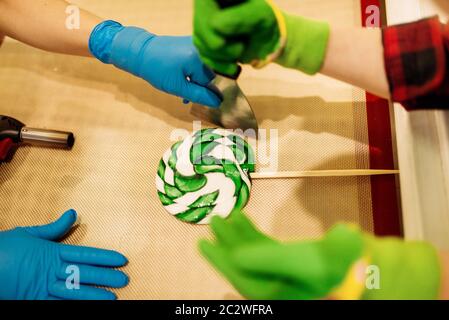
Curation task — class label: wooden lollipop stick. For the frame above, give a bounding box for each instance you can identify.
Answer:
[249,169,399,179]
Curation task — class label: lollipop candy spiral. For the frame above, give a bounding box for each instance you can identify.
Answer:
[156,128,255,224]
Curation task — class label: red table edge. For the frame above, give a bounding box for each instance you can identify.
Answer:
[360,0,402,236]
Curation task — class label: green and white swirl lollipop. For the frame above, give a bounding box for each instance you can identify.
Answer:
[156,128,255,224]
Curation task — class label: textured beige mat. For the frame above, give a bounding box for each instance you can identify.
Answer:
[0,0,375,299]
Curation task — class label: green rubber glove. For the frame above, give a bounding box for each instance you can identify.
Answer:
[199,211,441,300]
[193,0,330,77]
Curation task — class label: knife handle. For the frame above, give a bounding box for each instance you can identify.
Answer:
[214,65,242,80]
[216,0,246,9]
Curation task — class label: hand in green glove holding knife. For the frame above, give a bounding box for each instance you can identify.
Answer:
[193,0,330,76]
[199,211,442,300]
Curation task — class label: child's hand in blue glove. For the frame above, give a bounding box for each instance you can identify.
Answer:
[89,21,222,108]
[0,209,129,300]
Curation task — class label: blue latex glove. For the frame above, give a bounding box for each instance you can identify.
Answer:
[89,20,222,108]
[0,209,129,300]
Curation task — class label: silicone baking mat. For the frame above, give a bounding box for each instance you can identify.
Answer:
[0,0,398,299]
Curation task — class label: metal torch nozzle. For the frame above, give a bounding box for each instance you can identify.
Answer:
[20,127,75,149]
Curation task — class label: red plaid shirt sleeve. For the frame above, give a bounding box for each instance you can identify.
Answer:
[382,16,449,110]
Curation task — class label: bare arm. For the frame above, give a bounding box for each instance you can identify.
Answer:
[321,25,391,99]
[0,0,102,56]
